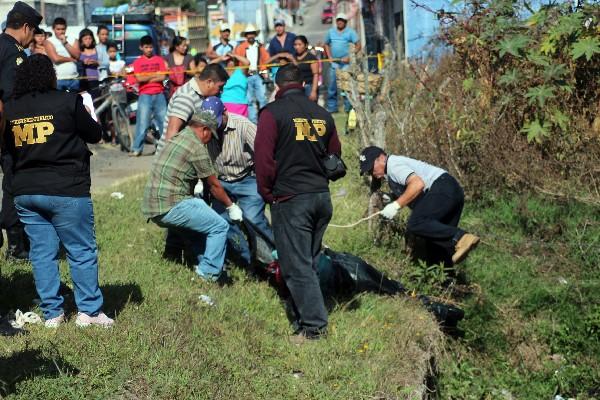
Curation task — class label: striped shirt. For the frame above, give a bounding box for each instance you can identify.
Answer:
[207,113,257,182]
[142,127,216,219]
[156,77,206,155]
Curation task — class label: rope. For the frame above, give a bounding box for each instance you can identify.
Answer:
[329,211,382,228]
[10,309,42,329]
[64,54,383,81]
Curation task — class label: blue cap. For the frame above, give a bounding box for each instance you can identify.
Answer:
[201,96,225,130]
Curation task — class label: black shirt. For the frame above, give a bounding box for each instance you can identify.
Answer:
[0,33,26,103]
[4,90,102,197]
[296,52,317,84]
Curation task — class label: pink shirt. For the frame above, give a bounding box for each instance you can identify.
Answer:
[132,55,167,95]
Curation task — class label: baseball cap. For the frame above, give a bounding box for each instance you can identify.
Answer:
[336,12,348,21]
[274,18,285,26]
[192,96,225,138]
[359,146,385,175]
[219,22,230,32]
[7,2,43,29]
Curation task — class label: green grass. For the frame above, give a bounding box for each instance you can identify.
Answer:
[1,124,598,399]
[0,130,443,399]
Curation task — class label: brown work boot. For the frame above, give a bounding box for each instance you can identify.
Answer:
[452,233,480,264]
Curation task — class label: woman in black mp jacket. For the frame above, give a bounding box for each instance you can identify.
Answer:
[2,54,114,328]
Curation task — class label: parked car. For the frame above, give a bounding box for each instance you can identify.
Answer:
[322,1,333,24]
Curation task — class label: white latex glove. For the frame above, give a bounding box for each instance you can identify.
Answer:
[380,201,401,219]
[227,203,243,222]
[193,180,204,197]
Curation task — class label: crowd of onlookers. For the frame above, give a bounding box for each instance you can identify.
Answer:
[23,13,360,149]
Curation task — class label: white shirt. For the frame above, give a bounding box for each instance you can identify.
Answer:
[386,155,446,191]
[246,43,259,71]
[47,35,78,79]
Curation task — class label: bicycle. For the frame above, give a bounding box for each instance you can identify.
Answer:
[94,78,134,152]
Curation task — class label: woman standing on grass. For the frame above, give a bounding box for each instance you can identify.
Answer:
[2,54,114,328]
[293,35,319,102]
[78,28,100,94]
[165,36,195,98]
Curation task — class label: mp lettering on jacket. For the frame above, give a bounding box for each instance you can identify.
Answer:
[293,118,327,142]
[10,115,55,147]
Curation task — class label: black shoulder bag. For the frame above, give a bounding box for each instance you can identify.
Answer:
[289,97,347,181]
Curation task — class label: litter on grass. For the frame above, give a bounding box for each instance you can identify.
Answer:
[10,309,42,328]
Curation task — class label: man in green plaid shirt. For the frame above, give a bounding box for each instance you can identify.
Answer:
[142,108,244,282]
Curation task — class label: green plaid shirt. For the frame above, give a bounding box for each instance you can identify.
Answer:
[142,128,216,219]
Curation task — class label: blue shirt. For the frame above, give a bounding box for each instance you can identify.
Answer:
[220,68,248,104]
[268,32,297,56]
[325,27,359,59]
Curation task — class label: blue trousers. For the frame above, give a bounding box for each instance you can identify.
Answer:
[212,175,273,266]
[246,74,267,124]
[57,79,80,92]
[14,195,104,319]
[327,62,351,113]
[155,198,229,281]
[133,93,167,153]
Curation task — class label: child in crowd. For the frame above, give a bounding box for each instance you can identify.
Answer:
[107,42,125,75]
[130,35,167,156]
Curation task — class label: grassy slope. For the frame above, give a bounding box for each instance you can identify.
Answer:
[1,121,598,399]
[0,128,443,399]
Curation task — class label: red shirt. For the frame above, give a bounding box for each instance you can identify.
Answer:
[132,55,167,95]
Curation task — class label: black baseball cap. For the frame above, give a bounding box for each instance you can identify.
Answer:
[7,2,43,29]
[359,146,385,175]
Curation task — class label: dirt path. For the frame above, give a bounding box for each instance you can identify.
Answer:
[88,143,155,192]
[0,143,154,205]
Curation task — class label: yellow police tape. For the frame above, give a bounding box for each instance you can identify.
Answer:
[66,54,384,81]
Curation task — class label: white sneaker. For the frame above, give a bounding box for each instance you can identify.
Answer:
[75,312,114,328]
[44,313,65,328]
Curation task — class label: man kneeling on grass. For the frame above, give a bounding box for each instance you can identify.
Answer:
[359,146,480,265]
[142,110,243,283]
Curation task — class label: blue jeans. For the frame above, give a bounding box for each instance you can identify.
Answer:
[304,83,313,98]
[212,175,274,266]
[154,198,229,281]
[14,195,104,319]
[57,79,80,92]
[327,62,351,113]
[247,74,267,124]
[133,93,167,153]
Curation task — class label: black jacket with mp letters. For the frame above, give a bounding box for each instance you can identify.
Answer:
[3,90,102,197]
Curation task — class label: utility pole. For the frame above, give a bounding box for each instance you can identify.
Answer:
[76,0,85,26]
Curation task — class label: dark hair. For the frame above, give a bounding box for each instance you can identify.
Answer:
[106,41,118,51]
[97,25,109,34]
[275,64,302,87]
[198,64,229,83]
[294,35,309,46]
[13,54,56,98]
[6,12,27,29]
[34,27,45,35]
[140,35,153,46]
[170,36,187,53]
[193,53,208,66]
[52,17,67,28]
[78,28,96,51]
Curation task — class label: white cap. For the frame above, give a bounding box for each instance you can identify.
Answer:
[219,22,230,31]
[336,12,348,21]
[242,23,259,35]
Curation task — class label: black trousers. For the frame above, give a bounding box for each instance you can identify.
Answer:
[271,192,332,334]
[0,153,20,229]
[406,173,465,255]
